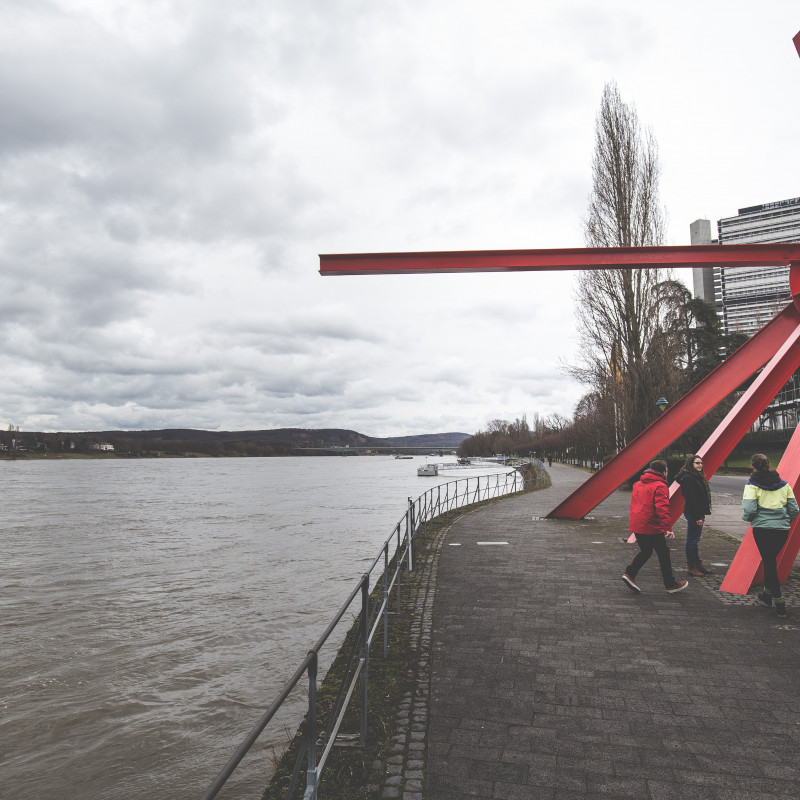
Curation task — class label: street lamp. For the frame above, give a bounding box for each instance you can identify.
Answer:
[656,397,669,469]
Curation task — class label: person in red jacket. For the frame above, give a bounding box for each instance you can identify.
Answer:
[622,460,689,594]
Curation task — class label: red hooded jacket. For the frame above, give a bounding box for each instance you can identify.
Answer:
[628,469,670,535]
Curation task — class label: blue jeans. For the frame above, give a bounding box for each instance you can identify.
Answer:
[684,514,704,564]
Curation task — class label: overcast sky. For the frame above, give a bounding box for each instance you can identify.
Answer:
[1,1,798,437]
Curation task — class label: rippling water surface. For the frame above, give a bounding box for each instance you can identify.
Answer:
[2,456,505,799]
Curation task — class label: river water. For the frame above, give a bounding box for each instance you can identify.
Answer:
[1,456,508,799]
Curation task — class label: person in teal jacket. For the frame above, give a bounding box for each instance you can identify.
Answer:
[742,453,799,619]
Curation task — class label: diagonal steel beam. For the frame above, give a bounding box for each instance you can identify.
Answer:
[548,303,800,519]
[667,320,800,528]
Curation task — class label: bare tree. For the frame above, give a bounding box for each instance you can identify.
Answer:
[584,82,665,248]
[571,82,673,447]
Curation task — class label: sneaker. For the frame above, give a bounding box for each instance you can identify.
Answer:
[666,580,689,594]
[686,564,704,577]
[757,592,773,607]
[622,573,641,593]
[775,602,788,619]
[696,561,714,575]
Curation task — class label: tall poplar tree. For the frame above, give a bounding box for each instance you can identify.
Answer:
[572,82,672,447]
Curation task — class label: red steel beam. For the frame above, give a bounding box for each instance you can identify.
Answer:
[666,320,800,528]
[548,303,800,519]
[320,243,800,276]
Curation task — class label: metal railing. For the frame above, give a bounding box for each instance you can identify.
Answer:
[201,460,544,800]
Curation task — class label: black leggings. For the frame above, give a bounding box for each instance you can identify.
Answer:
[627,533,676,588]
[752,528,789,599]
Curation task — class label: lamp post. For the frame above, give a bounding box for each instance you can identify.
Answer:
[656,397,669,470]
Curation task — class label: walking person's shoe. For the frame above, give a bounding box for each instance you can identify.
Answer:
[686,564,704,577]
[696,561,714,575]
[775,601,788,619]
[665,580,689,594]
[622,573,641,593]
[757,591,773,607]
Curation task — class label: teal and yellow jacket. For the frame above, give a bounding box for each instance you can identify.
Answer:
[742,470,799,530]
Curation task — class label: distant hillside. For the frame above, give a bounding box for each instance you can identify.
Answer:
[71,428,470,447]
[9,428,471,457]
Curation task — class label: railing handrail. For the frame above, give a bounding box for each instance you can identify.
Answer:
[201,460,544,800]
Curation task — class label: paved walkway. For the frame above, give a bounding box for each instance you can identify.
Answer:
[425,465,800,799]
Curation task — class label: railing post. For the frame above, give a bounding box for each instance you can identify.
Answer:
[383,544,389,658]
[360,575,369,747]
[395,523,402,614]
[304,651,318,800]
[407,497,414,573]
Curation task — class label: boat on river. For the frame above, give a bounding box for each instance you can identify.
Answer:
[417,463,438,476]
[394,454,413,459]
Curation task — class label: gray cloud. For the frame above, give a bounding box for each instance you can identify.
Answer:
[0,0,796,435]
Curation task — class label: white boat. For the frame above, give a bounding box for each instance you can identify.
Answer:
[394,454,413,459]
[417,463,438,476]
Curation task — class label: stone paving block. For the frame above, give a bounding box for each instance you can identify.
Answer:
[466,758,526,783]
[611,758,676,782]
[647,780,722,800]
[492,781,555,799]
[585,773,650,797]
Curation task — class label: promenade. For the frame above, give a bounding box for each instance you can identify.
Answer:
[422,464,800,800]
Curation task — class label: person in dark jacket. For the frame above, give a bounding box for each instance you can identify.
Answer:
[676,454,713,577]
[622,460,689,594]
[742,453,799,619]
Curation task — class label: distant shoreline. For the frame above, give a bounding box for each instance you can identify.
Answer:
[0,450,436,460]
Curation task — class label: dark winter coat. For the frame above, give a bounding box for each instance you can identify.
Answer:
[677,467,712,519]
[628,469,670,536]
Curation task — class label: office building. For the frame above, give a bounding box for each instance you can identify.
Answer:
[691,196,800,335]
[690,196,800,430]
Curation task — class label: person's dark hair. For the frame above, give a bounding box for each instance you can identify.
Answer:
[751,453,770,472]
[683,454,703,472]
[649,459,667,474]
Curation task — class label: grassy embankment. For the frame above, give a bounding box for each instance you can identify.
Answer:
[261,464,547,800]
[718,451,785,473]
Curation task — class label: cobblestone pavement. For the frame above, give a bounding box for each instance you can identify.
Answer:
[375,515,450,800]
[424,465,800,800]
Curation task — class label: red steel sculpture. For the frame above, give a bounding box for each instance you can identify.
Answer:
[320,33,800,595]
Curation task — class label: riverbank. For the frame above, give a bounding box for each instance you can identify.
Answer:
[259,464,544,799]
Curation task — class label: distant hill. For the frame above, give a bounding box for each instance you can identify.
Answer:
[71,428,470,447]
[11,428,471,457]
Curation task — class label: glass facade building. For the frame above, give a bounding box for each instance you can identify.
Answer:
[716,197,800,336]
[690,196,800,431]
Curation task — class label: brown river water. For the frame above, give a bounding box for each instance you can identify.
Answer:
[1,456,508,799]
